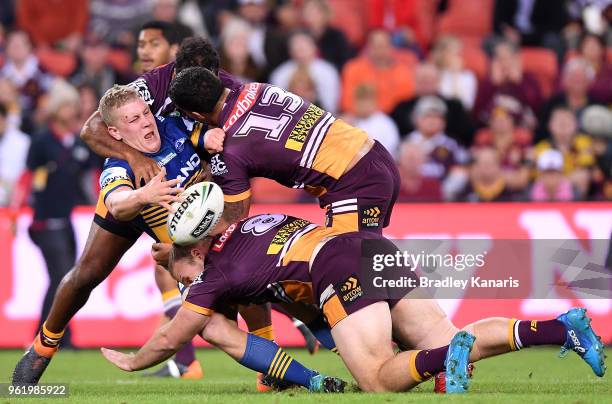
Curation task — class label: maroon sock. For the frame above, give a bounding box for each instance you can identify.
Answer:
[165,305,196,367]
[515,319,566,349]
[413,345,449,381]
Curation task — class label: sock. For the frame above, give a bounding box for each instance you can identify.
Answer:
[305,316,337,352]
[163,289,196,366]
[239,334,316,388]
[34,323,63,358]
[511,319,567,350]
[251,325,275,341]
[409,346,449,382]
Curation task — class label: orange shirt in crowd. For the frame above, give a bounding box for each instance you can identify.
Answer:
[17,0,89,47]
[341,54,415,114]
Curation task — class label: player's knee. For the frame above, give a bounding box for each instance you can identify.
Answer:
[200,316,228,346]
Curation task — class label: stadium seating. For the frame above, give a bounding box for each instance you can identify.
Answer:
[436,0,493,46]
[36,48,77,77]
[462,45,489,80]
[520,47,558,98]
[107,49,133,73]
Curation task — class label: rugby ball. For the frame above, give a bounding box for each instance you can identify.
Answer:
[167,181,224,245]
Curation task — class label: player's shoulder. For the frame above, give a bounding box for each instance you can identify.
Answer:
[157,114,197,140]
[128,62,175,105]
[99,158,134,187]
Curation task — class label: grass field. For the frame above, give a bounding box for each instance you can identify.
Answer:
[0,348,610,403]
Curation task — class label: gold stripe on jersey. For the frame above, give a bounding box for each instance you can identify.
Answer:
[150,223,172,243]
[101,179,134,200]
[278,280,314,304]
[189,122,204,148]
[95,193,109,217]
[328,212,360,233]
[142,206,165,220]
[184,168,204,188]
[322,295,348,328]
[281,226,345,266]
[182,301,214,316]
[224,189,251,202]
[285,104,325,151]
[312,119,368,180]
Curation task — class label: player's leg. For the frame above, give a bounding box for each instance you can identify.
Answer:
[390,298,606,377]
[274,302,336,353]
[12,223,136,384]
[330,301,474,392]
[200,312,345,392]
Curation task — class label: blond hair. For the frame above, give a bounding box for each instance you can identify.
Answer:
[98,85,141,125]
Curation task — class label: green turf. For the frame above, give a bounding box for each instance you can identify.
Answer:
[0,348,610,403]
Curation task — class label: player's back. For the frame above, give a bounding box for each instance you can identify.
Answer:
[206,214,325,305]
[213,83,369,201]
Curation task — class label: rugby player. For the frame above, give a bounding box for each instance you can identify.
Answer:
[136,19,202,378]
[121,188,603,393]
[84,35,323,368]
[11,35,220,385]
[169,66,400,236]
[11,85,289,387]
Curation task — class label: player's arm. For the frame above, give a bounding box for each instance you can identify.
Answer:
[223,197,251,224]
[105,167,182,220]
[102,307,210,371]
[81,111,160,186]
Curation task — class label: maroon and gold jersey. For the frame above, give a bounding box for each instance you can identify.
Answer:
[183,213,343,316]
[210,83,369,205]
[128,62,241,117]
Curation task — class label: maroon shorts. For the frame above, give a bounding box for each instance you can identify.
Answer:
[321,141,400,234]
[310,232,401,328]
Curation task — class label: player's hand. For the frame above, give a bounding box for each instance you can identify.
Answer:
[100,347,134,371]
[127,152,160,188]
[138,167,183,212]
[152,242,171,267]
[203,128,225,154]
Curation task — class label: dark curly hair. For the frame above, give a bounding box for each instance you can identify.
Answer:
[175,37,220,74]
[169,66,224,114]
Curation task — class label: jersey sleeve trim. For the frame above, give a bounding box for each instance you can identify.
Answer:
[182,301,214,316]
[101,181,134,203]
[223,189,251,203]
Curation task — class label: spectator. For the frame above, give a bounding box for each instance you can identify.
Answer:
[150,0,193,41]
[430,35,478,110]
[302,0,352,71]
[343,84,400,157]
[390,63,474,145]
[396,142,442,202]
[537,58,598,141]
[16,0,88,52]
[530,149,577,201]
[459,147,521,202]
[581,105,612,200]
[136,20,182,75]
[341,29,414,115]
[406,96,469,200]
[0,30,54,124]
[577,32,612,103]
[270,31,339,113]
[219,17,262,83]
[285,66,321,105]
[70,34,132,99]
[234,0,289,75]
[76,84,100,129]
[0,78,23,129]
[534,106,594,197]
[367,0,429,52]
[493,0,569,61]
[0,103,30,206]
[14,80,97,348]
[473,40,542,128]
[473,99,533,191]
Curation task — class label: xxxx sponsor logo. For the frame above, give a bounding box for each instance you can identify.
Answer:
[339,275,363,303]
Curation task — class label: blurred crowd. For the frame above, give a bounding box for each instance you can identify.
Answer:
[0,0,611,208]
